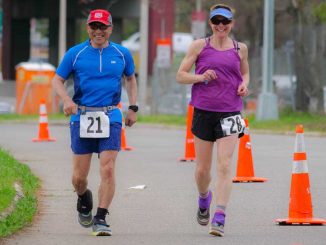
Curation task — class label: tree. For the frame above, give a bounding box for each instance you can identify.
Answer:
[290,0,326,112]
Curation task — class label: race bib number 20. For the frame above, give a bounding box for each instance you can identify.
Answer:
[221,114,245,136]
[80,111,110,138]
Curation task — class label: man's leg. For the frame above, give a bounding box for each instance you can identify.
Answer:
[92,150,118,236]
[72,154,93,228]
[98,150,118,209]
[72,154,92,195]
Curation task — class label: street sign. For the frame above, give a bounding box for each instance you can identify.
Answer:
[156,38,171,68]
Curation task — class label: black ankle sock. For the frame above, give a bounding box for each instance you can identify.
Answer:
[78,190,87,203]
[78,190,89,202]
[77,189,93,213]
[94,208,108,220]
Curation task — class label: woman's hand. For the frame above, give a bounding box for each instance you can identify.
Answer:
[237,82,249,97]
[201,69,217,83]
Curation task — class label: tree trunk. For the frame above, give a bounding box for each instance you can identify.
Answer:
[292,0,326,112]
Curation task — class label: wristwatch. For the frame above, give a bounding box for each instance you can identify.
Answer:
[128,105,139,112]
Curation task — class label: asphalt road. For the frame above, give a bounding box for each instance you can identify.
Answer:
[0,122,325,245]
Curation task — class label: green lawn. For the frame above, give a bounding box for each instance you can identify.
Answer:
[141,109,326,134]
[246,108,326,134]
[0,113,64,122]
[0,108,326,133]
[138,114,186,126]
[0,148,40,237]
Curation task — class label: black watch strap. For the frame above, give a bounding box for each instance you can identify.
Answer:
[128,105,138,112]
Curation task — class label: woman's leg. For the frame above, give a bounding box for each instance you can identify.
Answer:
[194,136,214,194]
[209,135,238,236]
[195,136,214,226]
[215,135,238,207]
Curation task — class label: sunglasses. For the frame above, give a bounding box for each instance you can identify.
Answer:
[89,23,110,31]
[211,18,232,25]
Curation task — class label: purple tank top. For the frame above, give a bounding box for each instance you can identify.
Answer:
[190,38,243,112]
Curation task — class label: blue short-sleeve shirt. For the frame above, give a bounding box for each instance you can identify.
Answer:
[56,40,135,123]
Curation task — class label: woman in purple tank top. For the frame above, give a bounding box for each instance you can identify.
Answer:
[176,3,250,237]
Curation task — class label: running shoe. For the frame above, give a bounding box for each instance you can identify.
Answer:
[77,189,93,228]
[209,211,225,237]
[92,217,112,236]
[196,190,212,226]
[78,211,93,228]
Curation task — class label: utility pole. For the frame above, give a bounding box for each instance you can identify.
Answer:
[139,0,149,114]
[196,0,202,11]
[256,0,279,120]
[58,0,66,63]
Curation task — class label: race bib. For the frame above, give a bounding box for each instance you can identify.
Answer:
[221,114,245,136]
[80,111,110,138]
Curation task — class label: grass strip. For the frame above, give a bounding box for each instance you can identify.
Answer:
[246,108,326,133]
[0,148,40,238]
[1,108,326,133]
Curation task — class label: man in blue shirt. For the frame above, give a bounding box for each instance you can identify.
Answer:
[52,9,138,236]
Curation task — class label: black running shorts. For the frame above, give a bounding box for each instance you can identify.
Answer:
[191,107,244,142]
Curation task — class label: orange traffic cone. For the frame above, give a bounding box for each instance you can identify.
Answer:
[121,126,133,151]
[179,105,195,162]
[118,103,133,151]
[233,119,267,182]
[32,99,56,142]
[276,125,326,225]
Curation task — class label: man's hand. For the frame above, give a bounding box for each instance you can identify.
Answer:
[63,97,78,116]
[125,110,137,127]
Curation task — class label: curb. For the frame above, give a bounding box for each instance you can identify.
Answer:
[0,182,24,220]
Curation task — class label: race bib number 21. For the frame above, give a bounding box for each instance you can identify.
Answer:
[80,111,110,138]
[221,114,245,136]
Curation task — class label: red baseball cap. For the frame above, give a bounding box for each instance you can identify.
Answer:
[87,9,112,26]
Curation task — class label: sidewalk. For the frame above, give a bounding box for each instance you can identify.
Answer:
[0,122,325,245]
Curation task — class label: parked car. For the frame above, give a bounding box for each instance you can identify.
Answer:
[121,32,194,54]
[121,32,141,52]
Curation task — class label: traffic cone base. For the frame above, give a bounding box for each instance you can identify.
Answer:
[32,137,56,142]
[179,157,195,162]
[276,218,326,225]
[121,145,133,151]
[233,176,267,183]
